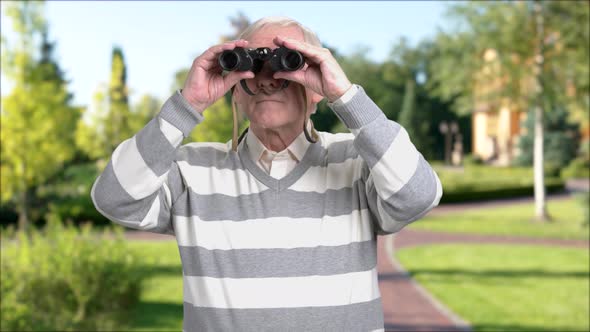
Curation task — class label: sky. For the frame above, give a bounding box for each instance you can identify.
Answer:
[1,1,449,107]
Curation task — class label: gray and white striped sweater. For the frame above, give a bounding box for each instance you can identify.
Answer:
[91,86,443,332]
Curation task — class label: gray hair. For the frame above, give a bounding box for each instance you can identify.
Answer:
[230,16,321,151]
[239,16,322,47]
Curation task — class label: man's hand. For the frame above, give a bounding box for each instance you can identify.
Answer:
[271,36,352,102]
[181,40,255,113]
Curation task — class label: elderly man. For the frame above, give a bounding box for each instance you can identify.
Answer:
[92,16,442,332]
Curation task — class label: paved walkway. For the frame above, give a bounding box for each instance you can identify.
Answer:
[377,235,471,332]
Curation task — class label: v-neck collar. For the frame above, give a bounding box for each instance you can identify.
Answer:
[238,136,322,192]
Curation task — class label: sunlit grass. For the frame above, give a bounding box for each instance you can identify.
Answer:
[396,244,590,332]
[126,240,183,331]
[410,198,589,240]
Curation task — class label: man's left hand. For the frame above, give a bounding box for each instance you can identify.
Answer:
[272,36,352,102]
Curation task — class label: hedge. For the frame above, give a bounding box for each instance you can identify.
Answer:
[1,216,144,331]
[440,178,566,204]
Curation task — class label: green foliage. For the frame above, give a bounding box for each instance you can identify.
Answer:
[129,94,162,133]
[75,85,111,161]
[1,2,81,229]
[429,1,589,219]
[398,79,416,133]
[434,163,565,203]
[170,68,189,95]
[440,178,565,204]
[576,192,590,227]
[0,218,144,331]
[76,49,155,161]
[561,157,590,180]
[429,2,535,115]
[311,99,339,133]
[189,98,249,144]
[398,78,432,155]
[429,1,589,120]
[462,154,484,166]
[105,46,134,150]
[35,162,109,226]
[515,106,580,174]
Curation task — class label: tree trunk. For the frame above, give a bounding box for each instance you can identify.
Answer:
[533,105,550,221]
[533,0,551,222]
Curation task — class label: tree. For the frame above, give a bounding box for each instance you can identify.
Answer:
[75,83,112,161]
[190,98,248,143]
[428,1,589,221]
[391,38,434,156]
[515,105,580,176]
[75,47,141,161]
[105,46,134,151]
[398,79,418,138]
[1,1,81,230]
[129,94,162,133]
[221,11,251,42]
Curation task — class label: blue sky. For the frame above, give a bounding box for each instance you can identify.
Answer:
[1,1,449,107]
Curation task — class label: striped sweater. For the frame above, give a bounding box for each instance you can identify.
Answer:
[91,86,443,332]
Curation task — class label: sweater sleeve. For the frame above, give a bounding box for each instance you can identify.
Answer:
[328,85,443,235]
[90,91,203,235]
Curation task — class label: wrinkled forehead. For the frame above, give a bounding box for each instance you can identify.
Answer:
[246,25,305,49]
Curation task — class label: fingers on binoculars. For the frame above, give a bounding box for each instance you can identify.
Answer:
[274,36,328,64]
[224,71,255,88]
[200,40,249,70]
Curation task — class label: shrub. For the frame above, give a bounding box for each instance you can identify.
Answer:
[561,157,590,180]
[462,154,484,166]
[577,192,590,227]
[440,178,566,204]
[1,214,144,331]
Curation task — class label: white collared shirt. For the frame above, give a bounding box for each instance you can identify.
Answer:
[246,128,310,179]
[245,85,359,179]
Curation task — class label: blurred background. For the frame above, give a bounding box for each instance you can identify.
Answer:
[1,1,588,331]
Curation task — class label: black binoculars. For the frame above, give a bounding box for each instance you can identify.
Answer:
[219,47,305,73]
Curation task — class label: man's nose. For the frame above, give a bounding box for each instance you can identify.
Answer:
[256,63,281,90]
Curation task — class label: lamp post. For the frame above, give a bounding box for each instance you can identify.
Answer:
[439,121,459,165]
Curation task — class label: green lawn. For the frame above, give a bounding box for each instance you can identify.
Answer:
[409,198,590,240]
[126,241,184,331]
[396,244,590,332]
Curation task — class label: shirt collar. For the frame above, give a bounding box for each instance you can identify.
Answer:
[246,126,311,163]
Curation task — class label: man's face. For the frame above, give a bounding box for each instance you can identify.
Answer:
[234,25,317,133]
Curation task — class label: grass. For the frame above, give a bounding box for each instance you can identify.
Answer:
[409,197,590,240]
[126,240,184,331]
[396,244,590,332]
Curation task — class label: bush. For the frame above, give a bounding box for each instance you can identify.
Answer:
[37,162,110,226]
[440,178,566,204]
[561,157,590,180]
[1,214,144,331]
[577,192,590,227]
[462,154,484,166]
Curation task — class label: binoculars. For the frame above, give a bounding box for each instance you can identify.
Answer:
[219,47,305,73]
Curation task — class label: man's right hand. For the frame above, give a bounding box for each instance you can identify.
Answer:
[181,39,255,113]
